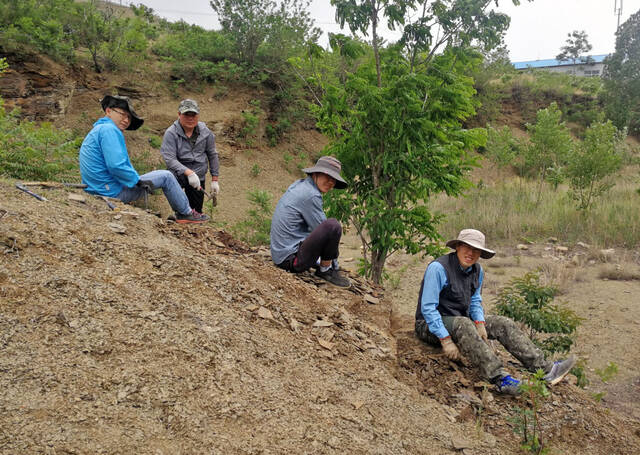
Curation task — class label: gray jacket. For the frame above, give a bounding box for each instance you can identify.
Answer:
[160,120,219,180]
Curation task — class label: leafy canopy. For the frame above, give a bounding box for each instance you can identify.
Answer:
[603,9,640,134]
[312,0,530,283]
[556,30,593,64]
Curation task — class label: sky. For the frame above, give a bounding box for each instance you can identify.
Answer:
[111,0,640,62]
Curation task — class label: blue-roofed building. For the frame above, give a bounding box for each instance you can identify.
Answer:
[512,54,608,77]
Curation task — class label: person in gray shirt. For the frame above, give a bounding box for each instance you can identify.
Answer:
[160,99,220,213]
[270,156,350,288]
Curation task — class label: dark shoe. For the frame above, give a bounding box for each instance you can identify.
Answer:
[544,355,576,386]
[495,374,522,396]
[315,267,351,288]
[175,209,209,224]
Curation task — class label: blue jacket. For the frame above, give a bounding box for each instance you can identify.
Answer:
[270,177,326,265]
[79,117,140,197]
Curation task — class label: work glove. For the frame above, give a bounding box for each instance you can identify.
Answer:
[136,179,155,193]
[475,321,489,343]
[187,172,201,190]
[440,337,461,361]
[211,180,220,195]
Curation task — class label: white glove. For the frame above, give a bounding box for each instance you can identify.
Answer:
[211,180,220,195]
[187,173,201,189]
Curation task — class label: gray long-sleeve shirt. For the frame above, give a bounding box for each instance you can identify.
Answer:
[160,120,219,179]
[270,177,327,265]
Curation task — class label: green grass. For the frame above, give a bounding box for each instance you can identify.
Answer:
[431,177,640,248]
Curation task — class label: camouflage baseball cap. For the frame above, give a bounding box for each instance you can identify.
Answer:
[178,99,200,114]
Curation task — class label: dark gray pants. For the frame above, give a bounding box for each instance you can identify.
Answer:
[415,315,551,381]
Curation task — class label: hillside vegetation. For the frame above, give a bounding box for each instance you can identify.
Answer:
[2,2,640,452]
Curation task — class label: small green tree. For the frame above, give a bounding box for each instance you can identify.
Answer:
[509,370,551,455]
[495,271,581,355]
[524,103,573,203]
[314,0,524,283]
[556,30,593,64]
[566,121,625,210]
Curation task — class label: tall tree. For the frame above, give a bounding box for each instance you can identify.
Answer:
[315,0,530,283]
[602,9,640,135]
[556,30,593,64]
[210,0,319,67]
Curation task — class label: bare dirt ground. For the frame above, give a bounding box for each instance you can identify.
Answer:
[1,51,640,454]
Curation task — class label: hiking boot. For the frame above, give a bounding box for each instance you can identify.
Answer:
[315,267,351,288]
[544,355,576,386]
[495,374,522,396]
[175,209,210,224]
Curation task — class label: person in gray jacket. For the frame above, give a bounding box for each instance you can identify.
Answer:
[160,99,220,213]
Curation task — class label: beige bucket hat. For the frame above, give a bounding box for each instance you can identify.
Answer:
[446,229,495,259]
[302,156,348,189]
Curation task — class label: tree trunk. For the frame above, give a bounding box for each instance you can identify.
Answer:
[370,248,386,284]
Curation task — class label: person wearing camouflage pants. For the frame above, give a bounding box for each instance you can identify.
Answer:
[414,229,575,395]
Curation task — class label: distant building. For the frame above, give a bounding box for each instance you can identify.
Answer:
[512,54,607,77]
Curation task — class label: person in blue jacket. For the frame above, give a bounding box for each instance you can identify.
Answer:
[415,228,576,395]
[79,95,208,224]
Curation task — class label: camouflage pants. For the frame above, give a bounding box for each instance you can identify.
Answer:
[415,315,551,381]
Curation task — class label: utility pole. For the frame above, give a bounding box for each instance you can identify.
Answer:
[615,0,623,30]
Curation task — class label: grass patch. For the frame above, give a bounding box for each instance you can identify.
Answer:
[431,178,640,248]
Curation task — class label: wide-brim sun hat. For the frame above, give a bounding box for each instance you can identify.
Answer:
[446,228,495,259]
[101,94,144,131]
[302,155,348,189]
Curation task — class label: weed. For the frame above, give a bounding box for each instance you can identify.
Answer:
[570,359,589,388]
[595,362,619,383]
[598,266,640,281]
[250,164,262,178]
[232,190,273,246]
[508,370,550,454]
[148,136,162,149]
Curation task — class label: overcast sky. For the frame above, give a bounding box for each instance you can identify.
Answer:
[114,0,640,62]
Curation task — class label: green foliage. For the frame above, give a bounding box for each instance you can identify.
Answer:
[232,190,273,245]
[210,0,320,68]
[0,106,81,181]
[524,103,573,201]
[0,0,76,62]
[148,136,162,149]
[566,121,625,210]
[495,271,581,355]
[602,10,640,134]
[239,101,263,143]
[595,362,619,384]
[483,125,523,169]
[265,117,292,146]
[0,58,7,74]
[570,360,589,389]
[556,30,593,64]
[312,0,528,283]
[250,163,262,177]
[509,370,550,454]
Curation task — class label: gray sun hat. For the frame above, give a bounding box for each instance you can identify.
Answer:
[302,156,348,189]
[101,95,144,131]
[446,229,496,259]
[178,99,200,114]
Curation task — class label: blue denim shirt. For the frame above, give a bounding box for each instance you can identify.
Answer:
[420,261,485,339]
[270,177,326,265]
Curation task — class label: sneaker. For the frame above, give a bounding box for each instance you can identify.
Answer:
[175,209,210,224]
[544,355,576,386]
[495,375,522,396]
[315,267,351,288]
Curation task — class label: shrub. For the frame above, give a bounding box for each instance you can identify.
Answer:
[494,271,581,355]
[232,190,273,245]
[0,103,81,181]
